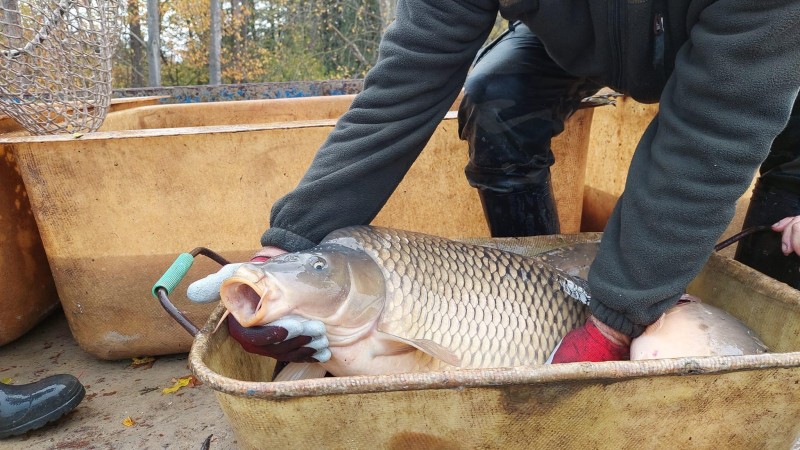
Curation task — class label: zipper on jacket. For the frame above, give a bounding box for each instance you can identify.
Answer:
[652,0,673,79]
[609,0,625,90]
[652,12,665,71]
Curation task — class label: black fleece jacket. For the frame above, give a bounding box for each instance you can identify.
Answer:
[262,0,800,337]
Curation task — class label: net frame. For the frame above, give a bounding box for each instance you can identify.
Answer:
[0,0,120,135]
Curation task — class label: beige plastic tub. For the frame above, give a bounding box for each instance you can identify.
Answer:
[0,145,58,346]
[0,96,166,347]
[7,95,594,359]
[581,96,754,254]
[189,235,800,449]
[98,95,359,131]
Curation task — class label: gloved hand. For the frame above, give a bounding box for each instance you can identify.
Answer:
[548,315,630,363]
[773,215,800,256]
[227,314,331,362]
[187,246,331,363]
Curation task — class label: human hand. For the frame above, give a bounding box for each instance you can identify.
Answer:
[187,246,331,363]
[249,246,290,262]
[186,246,289,303]
[548,315,630,363]
[227,314,331,362]
[772,216,800,256]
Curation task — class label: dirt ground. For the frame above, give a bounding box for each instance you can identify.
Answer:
[0,310,237,450]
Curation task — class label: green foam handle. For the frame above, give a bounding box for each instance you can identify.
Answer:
[151,253,195,298]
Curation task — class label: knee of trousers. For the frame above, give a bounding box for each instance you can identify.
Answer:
[464,160,555,194]
[459,74,557,194]
[460,70,539,135]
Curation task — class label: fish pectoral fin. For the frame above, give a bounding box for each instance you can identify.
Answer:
[414,339,462,367]
[272,363,328,382]
[379,332,462,367]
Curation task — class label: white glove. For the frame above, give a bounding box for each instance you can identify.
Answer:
[186,263,244,303]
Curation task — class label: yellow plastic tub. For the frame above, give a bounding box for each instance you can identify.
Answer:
[581,96,754,251]
[7,96,594,359]
[189,235,800,449]
[0,144,58,346]
[0,96,167,347]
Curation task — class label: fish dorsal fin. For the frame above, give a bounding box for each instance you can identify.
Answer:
[272,363,328,382]
[377,331,462,367]
[553,269,591,305]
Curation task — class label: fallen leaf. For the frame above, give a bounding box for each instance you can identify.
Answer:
[73,132,84,139]
[162,375,193,394]
[130,356,156,368]
[122,416,136,427]
[187,375,203,387]
[1,378,12,384]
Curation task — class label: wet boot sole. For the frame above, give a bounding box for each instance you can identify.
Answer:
[0,385,86,439]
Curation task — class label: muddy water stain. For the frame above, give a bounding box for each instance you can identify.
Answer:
[388,432,461,450]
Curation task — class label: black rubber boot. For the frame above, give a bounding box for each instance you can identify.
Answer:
[0,374,85,439]
[478,182,560,238]
[734,181,800,289]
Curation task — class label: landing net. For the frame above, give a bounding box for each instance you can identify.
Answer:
[0,0,119,134]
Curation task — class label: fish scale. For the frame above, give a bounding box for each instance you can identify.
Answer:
[324,226,589,369]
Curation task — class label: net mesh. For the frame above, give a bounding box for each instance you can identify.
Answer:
[0,0,119,135]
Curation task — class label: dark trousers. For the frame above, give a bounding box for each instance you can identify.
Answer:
[459,23,800,286]
[460,23,800,195]
[735,100,800,288]
[457,23,600,237]
[458,22,601,194]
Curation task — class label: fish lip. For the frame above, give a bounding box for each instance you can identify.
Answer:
[220,268,284,327]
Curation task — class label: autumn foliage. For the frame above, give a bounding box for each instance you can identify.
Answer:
[114,0,387,88]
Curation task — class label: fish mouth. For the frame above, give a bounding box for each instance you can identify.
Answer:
[220,268,286,328]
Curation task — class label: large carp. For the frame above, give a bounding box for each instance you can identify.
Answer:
[630,295,768,360]
[219,226,589,377]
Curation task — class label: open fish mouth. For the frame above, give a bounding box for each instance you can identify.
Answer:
[220,268,285,328]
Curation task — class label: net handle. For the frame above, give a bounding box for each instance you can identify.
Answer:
[1,0,73,58]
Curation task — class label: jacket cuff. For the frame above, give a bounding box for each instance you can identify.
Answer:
[589,298,646,338]
[260,227,316,253]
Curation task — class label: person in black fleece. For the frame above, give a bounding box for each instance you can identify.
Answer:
[222,0,799,363]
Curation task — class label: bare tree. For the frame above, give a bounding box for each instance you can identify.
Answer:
[1,0,27,88]
[1,0,22,45]
[146,0,161,86]
[230,0,243,81]
[127,0,145,87]
[209,0,220,84]
[378,0,396,33]
[115,0,385,86]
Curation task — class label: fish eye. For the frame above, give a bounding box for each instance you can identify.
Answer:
[310,257,327,271]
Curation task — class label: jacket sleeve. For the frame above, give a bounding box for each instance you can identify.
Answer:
[589,0,800,337]
[262,0,499,252]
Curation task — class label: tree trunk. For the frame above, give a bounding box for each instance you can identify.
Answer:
[146,0,161,86]
[127,0,145,87]
[378,0,396,34]
[230,0,246,82]
[209,0,221,84]
[1,0,28,89]
[1,0,22,44]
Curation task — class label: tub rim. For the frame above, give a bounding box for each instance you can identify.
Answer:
[189,249,800,400]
